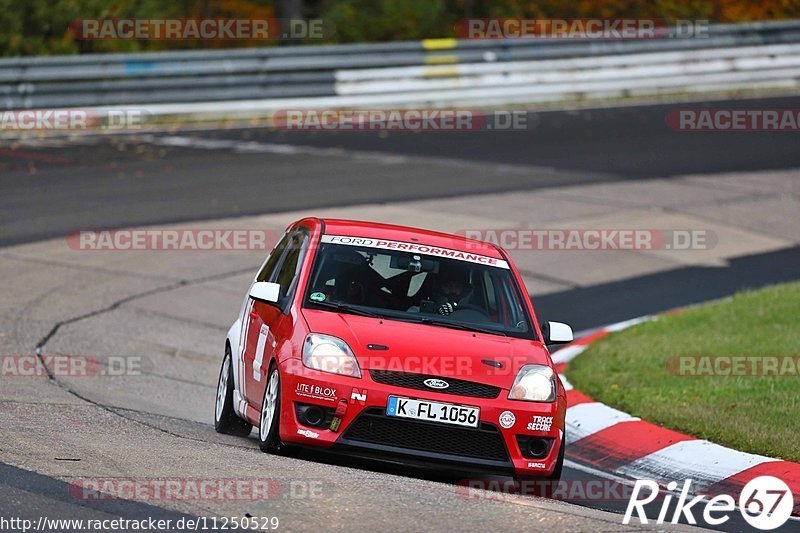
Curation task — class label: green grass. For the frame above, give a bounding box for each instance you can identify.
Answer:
[567,281,800,462]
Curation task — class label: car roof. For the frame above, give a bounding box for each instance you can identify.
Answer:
[314,218,504,259]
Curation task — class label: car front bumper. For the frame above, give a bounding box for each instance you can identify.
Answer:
[278,358,566,477]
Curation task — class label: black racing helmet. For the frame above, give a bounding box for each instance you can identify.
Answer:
[437,262,471,286]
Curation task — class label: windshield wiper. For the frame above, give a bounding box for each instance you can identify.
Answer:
[415,317,507,337]
[308,300,384,319]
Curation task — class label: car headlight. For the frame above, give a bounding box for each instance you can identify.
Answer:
[508,364,556,402]
[302,333,361,378]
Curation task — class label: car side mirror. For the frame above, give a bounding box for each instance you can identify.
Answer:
[249,282,281,304]
[542,321,573,344]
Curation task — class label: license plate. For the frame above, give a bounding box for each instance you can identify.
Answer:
[386,396,480,428]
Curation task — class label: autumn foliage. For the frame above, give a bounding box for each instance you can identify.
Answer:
[1,0,798,56]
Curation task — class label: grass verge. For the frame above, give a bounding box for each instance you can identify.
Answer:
[567,281,800,462]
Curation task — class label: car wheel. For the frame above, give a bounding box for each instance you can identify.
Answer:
[214,344,253,437]
[548,436,565,483]
[258,366,281,452]
[258,364,301,456]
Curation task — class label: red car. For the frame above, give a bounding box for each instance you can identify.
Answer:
[214,218,573,481]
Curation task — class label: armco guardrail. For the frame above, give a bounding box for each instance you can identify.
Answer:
[1,20,799,114]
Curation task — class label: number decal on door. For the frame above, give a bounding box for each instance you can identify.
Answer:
[253,324,270,382]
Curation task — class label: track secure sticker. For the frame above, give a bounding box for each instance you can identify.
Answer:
[527,416,553,432]
[310,292,326,302]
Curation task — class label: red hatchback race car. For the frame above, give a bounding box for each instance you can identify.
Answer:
[214,218,574,481]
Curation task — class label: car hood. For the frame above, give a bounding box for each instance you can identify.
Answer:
[301,309,551,389]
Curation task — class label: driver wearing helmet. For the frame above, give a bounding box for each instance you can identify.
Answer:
[431,265,474,315]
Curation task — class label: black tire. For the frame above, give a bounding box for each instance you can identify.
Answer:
[549,436,566,482]
[257,363,299,456]
[214,344,253,437]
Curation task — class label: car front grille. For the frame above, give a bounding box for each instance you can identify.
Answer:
[341,408,509,462]
[368,370,501,399]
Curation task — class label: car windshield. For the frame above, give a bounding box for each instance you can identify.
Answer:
[303,238,536,339]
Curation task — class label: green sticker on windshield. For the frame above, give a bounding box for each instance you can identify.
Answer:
[310,292,326,302]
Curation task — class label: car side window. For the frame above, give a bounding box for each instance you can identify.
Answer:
[255,229,310,312]
[274,231,309,309]
[256,233,291,283]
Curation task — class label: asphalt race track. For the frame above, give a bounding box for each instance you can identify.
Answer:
[1,96,799,532]
[3,96,800,248]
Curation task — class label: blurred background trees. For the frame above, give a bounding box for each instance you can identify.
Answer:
[1,0,798,56]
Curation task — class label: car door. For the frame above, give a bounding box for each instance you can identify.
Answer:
[241,228,310,409]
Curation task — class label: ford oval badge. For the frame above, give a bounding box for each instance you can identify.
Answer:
[423,378,450,390]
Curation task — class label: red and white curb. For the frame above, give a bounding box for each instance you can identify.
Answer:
[555,316,800,516]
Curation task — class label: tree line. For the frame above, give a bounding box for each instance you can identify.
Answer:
[1,0,798,56]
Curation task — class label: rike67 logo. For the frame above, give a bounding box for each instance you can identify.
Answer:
[624,476,794,530]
